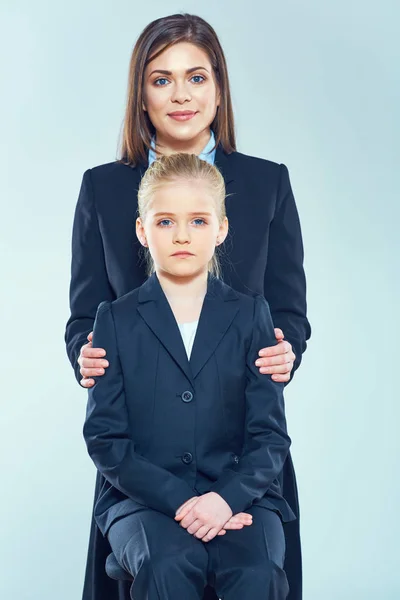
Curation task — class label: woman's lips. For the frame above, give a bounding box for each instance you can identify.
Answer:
[172,252,194,257]
[168,111,197,121]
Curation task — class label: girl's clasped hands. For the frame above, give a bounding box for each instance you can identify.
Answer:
[174,492,252,543]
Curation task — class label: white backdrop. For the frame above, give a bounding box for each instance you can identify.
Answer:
[1,1,399,598]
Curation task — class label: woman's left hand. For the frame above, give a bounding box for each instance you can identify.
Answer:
[255,328,296,383]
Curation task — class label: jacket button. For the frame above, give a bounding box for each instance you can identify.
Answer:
[181,391,193,403]
[182,452,193,464]
[233,455,239,464]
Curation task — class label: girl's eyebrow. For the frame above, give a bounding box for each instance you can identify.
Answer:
[148,66,210,77]
[153,212,212,217]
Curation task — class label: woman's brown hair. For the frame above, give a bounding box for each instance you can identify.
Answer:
[119,13,236,166]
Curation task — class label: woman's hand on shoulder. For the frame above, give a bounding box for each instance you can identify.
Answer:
[255,328,296,383]
[78,332,109,388]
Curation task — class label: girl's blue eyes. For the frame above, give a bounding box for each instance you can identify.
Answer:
[158,219,206,227]
[154,75,205,86]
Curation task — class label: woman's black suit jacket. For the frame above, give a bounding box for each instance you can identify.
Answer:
[65,147,311,600]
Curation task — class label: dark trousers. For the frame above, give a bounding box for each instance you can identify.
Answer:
[108,505,288,600]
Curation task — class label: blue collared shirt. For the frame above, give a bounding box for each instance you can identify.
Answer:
[148,130,216,166]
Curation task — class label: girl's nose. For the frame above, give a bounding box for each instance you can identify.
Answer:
[174,225,191,243]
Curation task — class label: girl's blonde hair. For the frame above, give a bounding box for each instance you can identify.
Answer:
[137,153,226,278]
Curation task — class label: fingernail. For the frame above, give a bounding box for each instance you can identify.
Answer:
[96,369,104,375]
[102,361,109,367]
[255,360,262,366]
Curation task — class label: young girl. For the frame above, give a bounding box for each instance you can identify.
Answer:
[83,154,295,599]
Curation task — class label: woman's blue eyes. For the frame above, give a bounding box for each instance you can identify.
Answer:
[154,75,205,86]
[158,219,206,227]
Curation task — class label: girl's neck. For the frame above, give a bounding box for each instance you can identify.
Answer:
[156,269,208,323]
[154,128,211,157]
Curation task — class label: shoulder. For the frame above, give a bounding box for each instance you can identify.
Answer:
[218,278,269,315]
[225,150,286,178]
[111,286,141,314]
[84,160,143,190]
[95,287,141,320]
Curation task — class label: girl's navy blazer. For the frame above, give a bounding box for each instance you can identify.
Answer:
[84,273,295,538]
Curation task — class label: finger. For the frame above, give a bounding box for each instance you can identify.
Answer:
[80,367,105,378]
[258,340,292,357]
[202,527,220,543]
[81,346,108,359]
[87,332,93,341]
[260,349,295,365]
[193,524,211,539]
[259,362,294,375]
[80,356,109,369]
[187,519,204,535]
[179,513,198,530]
[272,373,291,383]
[229,513,253,524]
[223,522,244,530]
[257,341,292,360]
[217,529,227,536]
[80,377,95,388]
[274,328,284,340]
[175,498,198,519]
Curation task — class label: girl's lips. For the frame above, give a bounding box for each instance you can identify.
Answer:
[168,111,197,121]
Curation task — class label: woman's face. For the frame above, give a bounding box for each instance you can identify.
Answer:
[143,42,220,152]
[136,178,228,280]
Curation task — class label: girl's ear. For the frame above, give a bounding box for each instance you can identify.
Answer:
[136,217,148,246]
[216,217,229,246]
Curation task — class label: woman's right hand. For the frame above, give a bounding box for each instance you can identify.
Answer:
[78,332,109,388]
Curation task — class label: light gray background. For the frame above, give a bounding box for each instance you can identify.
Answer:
[1,1,399,598]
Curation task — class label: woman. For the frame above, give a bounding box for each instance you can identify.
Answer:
[65,13,311,600]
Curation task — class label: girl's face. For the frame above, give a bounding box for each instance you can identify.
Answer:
[143,42,220,151]
[136,179,228,280]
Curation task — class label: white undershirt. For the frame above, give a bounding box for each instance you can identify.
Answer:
[177,320,199,359]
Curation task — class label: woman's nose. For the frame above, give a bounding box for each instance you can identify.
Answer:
[171,81,191,104]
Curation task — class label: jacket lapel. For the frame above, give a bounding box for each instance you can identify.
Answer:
[137,274,194,385]
[215,147,235,195]
[189,277,239,379]
[136,273,239,383]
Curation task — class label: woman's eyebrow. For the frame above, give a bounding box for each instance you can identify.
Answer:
[148,66,210,77]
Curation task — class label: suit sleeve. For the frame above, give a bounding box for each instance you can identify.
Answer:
[264,164,311,383]
[210,295,291,514]
[65,170,115,384]
[83,301,197,518]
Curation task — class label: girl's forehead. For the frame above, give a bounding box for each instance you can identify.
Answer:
[148,180,218,212]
